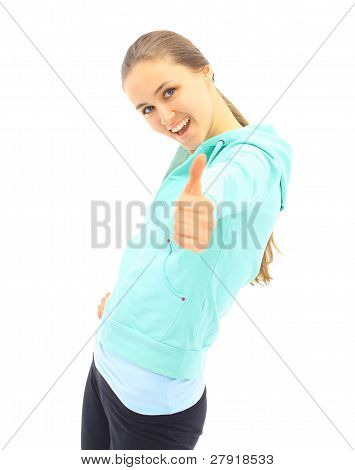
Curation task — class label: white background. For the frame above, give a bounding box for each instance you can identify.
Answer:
[0,0,354,468]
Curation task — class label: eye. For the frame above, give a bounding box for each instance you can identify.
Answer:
[164,87,176,98]
[142,87,176,115]
[142,105,153,115]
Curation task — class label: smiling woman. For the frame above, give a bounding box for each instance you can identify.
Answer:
[81,29,293,451]
[122,49,247,154]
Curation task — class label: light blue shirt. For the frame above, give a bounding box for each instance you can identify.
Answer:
[94,335,205,415]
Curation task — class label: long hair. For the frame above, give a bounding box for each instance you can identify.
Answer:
[121,30,282,286]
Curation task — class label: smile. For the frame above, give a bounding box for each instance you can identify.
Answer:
[169,116,191,136]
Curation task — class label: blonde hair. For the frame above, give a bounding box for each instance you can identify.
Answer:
[121,30,282,286]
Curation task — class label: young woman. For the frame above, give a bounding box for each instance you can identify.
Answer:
[81,30,292,450]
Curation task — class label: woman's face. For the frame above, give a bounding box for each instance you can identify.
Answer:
[123,57,215,154]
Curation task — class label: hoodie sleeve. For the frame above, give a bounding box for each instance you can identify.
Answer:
[201,144,284,220]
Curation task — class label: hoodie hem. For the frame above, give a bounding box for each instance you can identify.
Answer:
[97,316,209,380]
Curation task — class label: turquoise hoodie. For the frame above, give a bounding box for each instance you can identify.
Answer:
[97,123,292,379]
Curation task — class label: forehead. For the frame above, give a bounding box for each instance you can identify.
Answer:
[124,59,191,100]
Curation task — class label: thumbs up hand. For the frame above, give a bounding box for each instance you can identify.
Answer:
[173,153,216,253]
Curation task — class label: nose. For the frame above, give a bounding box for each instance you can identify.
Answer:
[159,108,175,127]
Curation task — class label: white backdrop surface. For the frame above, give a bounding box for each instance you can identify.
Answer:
[0,0,354,468]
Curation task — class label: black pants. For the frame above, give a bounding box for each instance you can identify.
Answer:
[81,355,207,450]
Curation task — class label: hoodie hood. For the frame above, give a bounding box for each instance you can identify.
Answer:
[164,123,292,212]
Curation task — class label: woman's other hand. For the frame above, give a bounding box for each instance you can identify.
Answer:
[97,292,110,319]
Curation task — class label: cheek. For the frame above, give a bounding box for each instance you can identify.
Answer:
[196,94,211,115]
[149,117,163,131]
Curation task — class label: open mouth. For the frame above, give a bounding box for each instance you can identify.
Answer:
[169,117,191,137]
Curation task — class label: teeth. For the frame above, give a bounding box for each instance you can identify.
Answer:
[171,117,190,133]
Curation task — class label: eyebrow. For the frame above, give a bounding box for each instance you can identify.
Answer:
[135,80,173,110]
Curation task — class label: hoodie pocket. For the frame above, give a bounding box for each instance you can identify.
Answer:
[158,238,197,341]
[163,239,186,299]
[106,244,188,341]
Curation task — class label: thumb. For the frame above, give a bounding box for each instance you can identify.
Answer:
[183,153,206,196]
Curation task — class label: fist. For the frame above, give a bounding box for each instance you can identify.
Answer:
[97,291,110,319]
[173,153,216,253]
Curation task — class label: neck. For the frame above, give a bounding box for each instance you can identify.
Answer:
[186,89,243,155]
[206,88,243,140]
